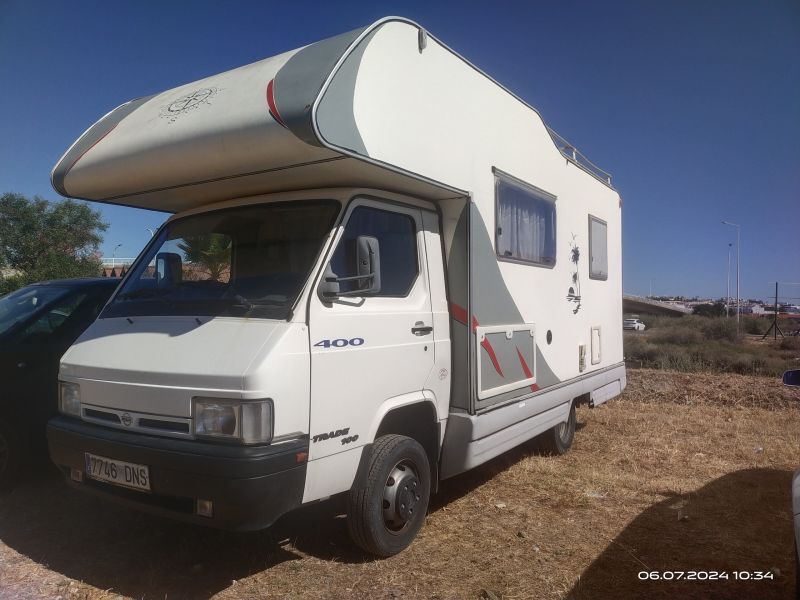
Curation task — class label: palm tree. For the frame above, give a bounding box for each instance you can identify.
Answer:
[177,234,231,282]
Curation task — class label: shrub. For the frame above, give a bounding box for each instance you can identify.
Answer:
[650,326,703,345]
[779,336,800,351]
[743,318,769,335]
[701,318,738,342]
[623,336,661,366]
[693,302,726,317]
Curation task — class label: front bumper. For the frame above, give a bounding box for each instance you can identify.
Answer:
[47,415,307,531]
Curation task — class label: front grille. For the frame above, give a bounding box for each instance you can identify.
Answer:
[138,418,190,433]
[83,408,121,424]
[81,404,193,440]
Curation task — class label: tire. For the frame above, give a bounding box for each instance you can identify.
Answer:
[0,417,22,491]
[347,434,431,557]
[536,402,576,456]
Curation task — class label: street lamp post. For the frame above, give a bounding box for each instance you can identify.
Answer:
[726,243,732,318]
[112,243,122,270]
[722,221,740,332]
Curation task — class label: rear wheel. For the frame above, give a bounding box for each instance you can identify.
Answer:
[536,402,576,456]
[0,417,22,491]
[347,434,431,557]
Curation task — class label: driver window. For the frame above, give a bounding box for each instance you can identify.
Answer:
[330,206,418,297]
[18,292,87,342]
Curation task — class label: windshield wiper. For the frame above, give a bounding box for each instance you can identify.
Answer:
[230,294,254,310]
[117,288,168,301]
[116,289,182,311]
[227,295,289,316]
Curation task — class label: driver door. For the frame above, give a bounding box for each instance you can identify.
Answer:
[308,199,435,463]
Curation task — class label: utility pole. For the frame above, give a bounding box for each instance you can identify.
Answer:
[762,282,784,340]
[722,221,740,334]
[726,243,732,318]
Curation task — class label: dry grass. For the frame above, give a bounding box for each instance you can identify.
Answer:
[1,369,799,599]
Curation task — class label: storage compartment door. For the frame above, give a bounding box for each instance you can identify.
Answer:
[475,324,536,400]
[591,326,601,365]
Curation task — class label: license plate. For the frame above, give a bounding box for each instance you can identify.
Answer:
[84,453,151,492]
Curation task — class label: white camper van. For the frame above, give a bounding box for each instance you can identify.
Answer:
[48,17,625,556]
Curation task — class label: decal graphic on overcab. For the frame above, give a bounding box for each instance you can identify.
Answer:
[160,87,219,123]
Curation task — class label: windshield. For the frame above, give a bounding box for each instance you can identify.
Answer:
[104,200,340,320]
[0,285,71,336]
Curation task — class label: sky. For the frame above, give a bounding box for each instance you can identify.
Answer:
[1,0,798,301]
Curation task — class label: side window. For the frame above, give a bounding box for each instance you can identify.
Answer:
[589,215,608,280]
[18,292,88,342]
[330,205,418,297]
[495,171,557,267]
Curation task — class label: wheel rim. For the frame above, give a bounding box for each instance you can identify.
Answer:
[0,432,8,476]
[382,460,422,534]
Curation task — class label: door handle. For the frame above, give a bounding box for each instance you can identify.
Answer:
[411,322,433,336]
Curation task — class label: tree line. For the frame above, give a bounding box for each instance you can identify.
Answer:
[0,193,107,295]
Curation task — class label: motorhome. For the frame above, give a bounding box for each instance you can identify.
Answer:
[47,17,625,556]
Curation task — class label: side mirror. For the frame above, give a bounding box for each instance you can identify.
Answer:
[319,235,381,300]
[156,252,183,288]
[354,235,381,295]
[783,369,800,388]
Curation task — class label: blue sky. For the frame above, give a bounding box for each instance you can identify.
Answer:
[1,0,798,300]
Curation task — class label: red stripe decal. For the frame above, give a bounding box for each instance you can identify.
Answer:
[67,125,117,173]
[516,347,539,392]
[449,302,469,327]
[448,302,480,332]
[482,337,504,377]
[450,302,503,377]
[266,79,286,127]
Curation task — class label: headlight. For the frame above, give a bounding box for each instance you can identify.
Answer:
[59,381,81,417]
[193,398,273,444]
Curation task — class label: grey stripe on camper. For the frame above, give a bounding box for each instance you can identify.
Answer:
[315,28,382,155]
[51,95,154,197]
[272,26,367,147]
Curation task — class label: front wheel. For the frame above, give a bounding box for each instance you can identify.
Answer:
[536,402,576,456]
[347,434,431,557]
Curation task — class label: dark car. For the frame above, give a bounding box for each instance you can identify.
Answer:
[0,278,118,488]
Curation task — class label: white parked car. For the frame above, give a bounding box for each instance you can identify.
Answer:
[623,318,646,331]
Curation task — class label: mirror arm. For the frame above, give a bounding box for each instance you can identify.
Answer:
[327,273,375,284]
[322,272,376,298]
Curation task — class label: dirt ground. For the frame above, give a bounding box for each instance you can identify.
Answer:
[1,369,799,600]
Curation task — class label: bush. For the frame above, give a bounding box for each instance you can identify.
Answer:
[650,326,703,345]
[624,315,796,377]
[693,302,726,317]
[743,318,769,335]
[700,318,738,342]
[779,336,800,351]
[623,336,662,366]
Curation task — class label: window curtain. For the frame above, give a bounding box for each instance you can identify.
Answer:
[497,180,554,264]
